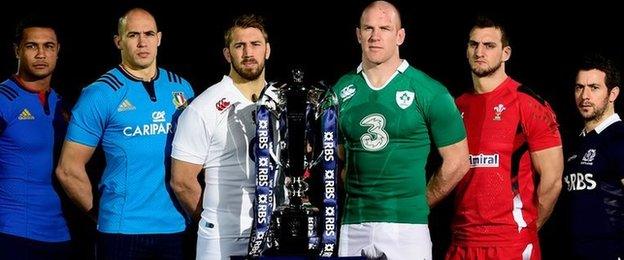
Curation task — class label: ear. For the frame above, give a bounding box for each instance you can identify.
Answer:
[502,46,511,62]
[265,42,271,60]
[157,31,162,47]
[356,27,362,44]
[396,28,405,46]
[609,86,620,102]
[223,47,232,63]
[114,35,122,50]
[14,43,19,59]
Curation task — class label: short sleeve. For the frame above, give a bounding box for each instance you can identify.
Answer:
[428,92,467,148]
[171,105,210,165]
[520,96,562,152]
[65,85,111,147]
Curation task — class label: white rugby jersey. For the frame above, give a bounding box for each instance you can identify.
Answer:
[172,76,276,238]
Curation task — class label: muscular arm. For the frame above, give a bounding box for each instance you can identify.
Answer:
[427,138,470,207]
[55,140,97,220]
[531,146,563,230]
[170,158,203,222]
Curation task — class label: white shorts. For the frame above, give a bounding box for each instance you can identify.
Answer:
[196,219,248,260]
[196,236,248,260]
[339,223,432,260]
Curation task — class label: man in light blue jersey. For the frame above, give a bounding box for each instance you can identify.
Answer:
[56,7,194,259]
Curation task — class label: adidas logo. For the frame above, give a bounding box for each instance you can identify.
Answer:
[117,99,136,112]
[18,109,35,120]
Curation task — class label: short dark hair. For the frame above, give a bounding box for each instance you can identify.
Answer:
[578,53,621,90]
[224,14,268,47]
[470,16,509,47]
[14,13,58,45]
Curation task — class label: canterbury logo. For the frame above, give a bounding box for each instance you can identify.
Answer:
[18,109,35,120]
[117,99,136,112]
[215,98,230,111]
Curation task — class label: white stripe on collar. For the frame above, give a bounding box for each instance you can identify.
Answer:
[356,59,409,73]
[356,60,409,90]
[581,113,621,136]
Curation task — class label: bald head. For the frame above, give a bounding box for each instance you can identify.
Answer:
[360,1,401,29]
[117,8,157,36]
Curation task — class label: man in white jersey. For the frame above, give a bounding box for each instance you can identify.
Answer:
[170,14,272,259]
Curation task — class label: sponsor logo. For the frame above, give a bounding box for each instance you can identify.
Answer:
[18,109,35,120]
[152,111,166,123]
[494,103,506,121]
[469,153,499,168]
[567,154,577,162]
[172,92,188,109]
[122,111,171,137]
[117,99,136,112]
[581,149,596,165]
[216,98,231,111]
[340,85,356,101]
[396,90,415,109]
[564,173,596,191]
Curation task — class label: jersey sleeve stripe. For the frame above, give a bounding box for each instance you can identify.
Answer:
[104,73,124,87]
[0,85,17,100]
[95,79,120,91]
[0,84,18,97]
[100,75,121,89]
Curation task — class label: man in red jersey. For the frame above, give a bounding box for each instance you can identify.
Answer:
[445,16,564,260]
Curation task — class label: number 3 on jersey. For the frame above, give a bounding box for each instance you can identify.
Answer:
[360,113,389,151]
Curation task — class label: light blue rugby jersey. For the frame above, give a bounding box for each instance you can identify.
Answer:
[66,66,194,234]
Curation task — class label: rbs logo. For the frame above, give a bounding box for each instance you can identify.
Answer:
[564,173,596,191]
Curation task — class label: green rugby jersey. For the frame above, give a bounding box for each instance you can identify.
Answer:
[333,60,465,224]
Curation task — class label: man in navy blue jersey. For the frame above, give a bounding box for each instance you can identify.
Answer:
[55,7,194,259]
[564,53,624,259]
[0,14,71,259]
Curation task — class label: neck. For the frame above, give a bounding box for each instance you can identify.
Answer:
[121,62,157,81]
[362,56,402,88]
[584,108,615,133]
[472,69,508,94]
[14,73,51,92]
[229,70,265,102]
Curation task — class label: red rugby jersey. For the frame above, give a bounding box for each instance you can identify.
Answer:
[452,77,561,246]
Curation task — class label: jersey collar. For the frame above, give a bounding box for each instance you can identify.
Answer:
[581,113,621,136]
[117,65,160,82]
[356,60,408,91]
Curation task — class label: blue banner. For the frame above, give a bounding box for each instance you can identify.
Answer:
[248,105,275,256]
[319,107,338,257]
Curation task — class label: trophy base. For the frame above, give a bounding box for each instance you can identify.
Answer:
[269,203,319,256]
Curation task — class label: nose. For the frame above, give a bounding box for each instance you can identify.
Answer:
[369,28,381,42]
[474,44,485,57]
[137,35,147,47]
[35,46,46,59]
[580,87,590,100]
[242,44,252,58]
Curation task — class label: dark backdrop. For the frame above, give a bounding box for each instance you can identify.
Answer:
[2,0,622,259]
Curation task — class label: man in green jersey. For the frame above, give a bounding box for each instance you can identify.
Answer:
[333,1,469,259]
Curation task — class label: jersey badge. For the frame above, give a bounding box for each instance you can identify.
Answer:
[18,108,35,120]
[172,92,188,109]
[340,85,356,101]
[216,98,231,111]
[581,149,596,165]
[494,103,506,120]
[396,90,414,109]
[117,99,136,112]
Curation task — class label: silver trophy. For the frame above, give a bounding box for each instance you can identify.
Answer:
[247,69,338,257]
